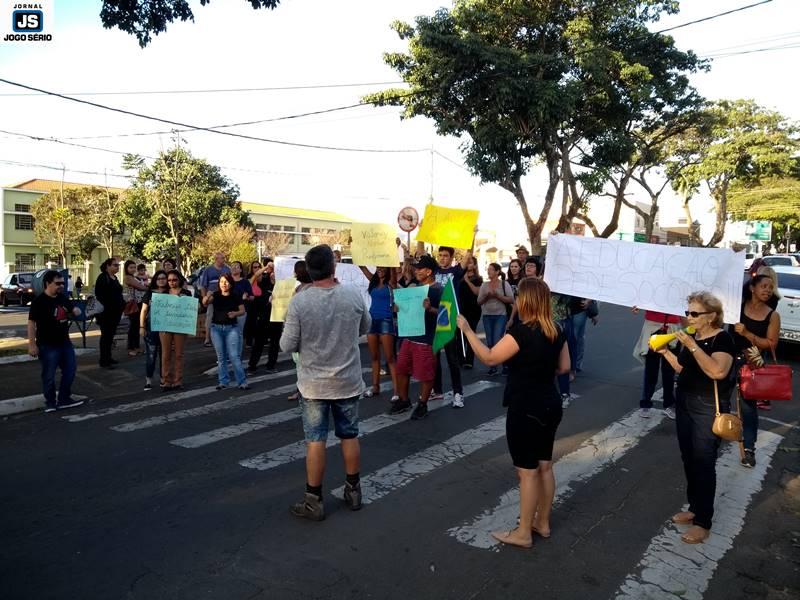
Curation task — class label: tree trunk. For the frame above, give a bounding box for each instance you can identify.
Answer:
[705,179,729,248]
[575,213,600,237]
[599,170,633,238]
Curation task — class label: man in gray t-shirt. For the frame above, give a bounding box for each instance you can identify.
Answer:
[280,245,371,521]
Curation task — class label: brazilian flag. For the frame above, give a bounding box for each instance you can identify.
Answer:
[433,278,459,353]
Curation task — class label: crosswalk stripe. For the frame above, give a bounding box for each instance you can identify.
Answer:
[110,383,299,432]
[173,381,391,449]
[449,390,667,549]
[61,369,298,423]
[0,394,88,417]
[237,381,501,469]
[614,429,782,600]
[330,413,508,504]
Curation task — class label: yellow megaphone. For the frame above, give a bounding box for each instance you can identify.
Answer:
[648,326,696,351]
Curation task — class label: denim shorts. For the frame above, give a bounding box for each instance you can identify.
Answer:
[301,395,360,442]
[368,317,396,336]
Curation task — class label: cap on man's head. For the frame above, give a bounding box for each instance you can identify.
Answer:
[412,255,438,273]
[516,245,529,254]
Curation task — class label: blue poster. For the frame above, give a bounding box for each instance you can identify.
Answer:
[150,293,199,336]
[394,285,429,338]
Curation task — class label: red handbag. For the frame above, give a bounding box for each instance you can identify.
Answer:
[739,349,793,401]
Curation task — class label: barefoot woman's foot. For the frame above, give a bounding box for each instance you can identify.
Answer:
[671,511,695,524]
[680,525,710,544]
[531,524,551,539]
[491,529,532,549]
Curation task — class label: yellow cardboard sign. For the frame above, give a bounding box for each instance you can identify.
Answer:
[270,279,297,323]
[415,205,478,249]
[351,222,399,267]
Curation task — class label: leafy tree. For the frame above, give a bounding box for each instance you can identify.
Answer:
[368,0,702,252]
[258,231,291,259]
[229,241,258,265]
[666,99,798,247]
[31,188,91,266]
[728,158,800,222]
[122,147,253,273]
[193,222,256,265]
[100,0,281,47]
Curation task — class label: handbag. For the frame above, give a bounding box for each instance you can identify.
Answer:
[739,348,793,401]
[123,298,139,316]
[85,296,104,318]
[711,380,743,442]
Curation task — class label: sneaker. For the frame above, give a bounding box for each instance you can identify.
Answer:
[44,405,57,413]
[57,399,84,410]
[343,481,363,511]
[429,391,444,401]
[289,492,325,521]
[144,382,152,391]
[561,393,571,409]
[451,393,465,409]
[379,368,387,376]
[238,384,251,390]
[215,384,227,391]
[411,402,429,420]
[741,449,756,468]
[662,406,677,420]
[640,407,651,418]
[389,399,412,415]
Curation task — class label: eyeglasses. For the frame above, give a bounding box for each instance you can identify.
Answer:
[685,310,713,318]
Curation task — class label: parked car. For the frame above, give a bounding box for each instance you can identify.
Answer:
[1,272,35,306]
[762,254,800,268]
[772,266,800,344]
[743,253,757,271]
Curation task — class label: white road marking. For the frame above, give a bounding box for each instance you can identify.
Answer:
[202,353,291,376]
[61,369,298,422]
[449,390,667,550]
[110,383,299,432]
[759,415,798,429]
[237,381,500,468]
[614,429,782,600]
[330,413,508,504]
[173,381,391,449]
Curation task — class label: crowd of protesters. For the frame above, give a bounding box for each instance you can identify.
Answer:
[24,233,785,552]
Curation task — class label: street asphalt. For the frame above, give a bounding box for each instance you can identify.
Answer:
[1,304,798,600]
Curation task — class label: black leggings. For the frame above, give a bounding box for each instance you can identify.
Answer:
[675,387,722,530]
[98,310,121,366]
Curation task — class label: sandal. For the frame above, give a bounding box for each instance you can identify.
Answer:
[364,387,380,398]
[680,525,710,544]
[671,511,695,524]
[491,530,532,549]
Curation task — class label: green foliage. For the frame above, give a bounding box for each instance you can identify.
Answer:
[667,100,798,246]
[122,147,253,272]
[193,222,256,265]
[369,0,702,250]
[229,241,258,266]
[30,188,91,265]
[728,163,800,222]
[100,0,281,47]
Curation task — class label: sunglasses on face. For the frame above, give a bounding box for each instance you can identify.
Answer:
[685,310,712,318]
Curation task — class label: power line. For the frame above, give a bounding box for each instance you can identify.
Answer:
[0,80,405,98]
[655,0,774,34]
[0,158,133,179]
[0,77,427,153]
[702,42,800,59]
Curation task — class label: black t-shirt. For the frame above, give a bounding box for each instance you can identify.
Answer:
[29,293,73,346]
[212,291,243,325]
[676,330,736,397]
[457,274,483,317]
[504,322,566,413]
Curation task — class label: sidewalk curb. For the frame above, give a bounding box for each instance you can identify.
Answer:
[1,394,88,417]
[0,348,95,366]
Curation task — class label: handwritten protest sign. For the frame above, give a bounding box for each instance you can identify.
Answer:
[275,257,299,281]
[150,293,199,335]
[272,258,371,308]
[351,223,399,267]
[394,285,429,337]
[543,235,745,323]
[270,279,297,322]
[416,205,479,249]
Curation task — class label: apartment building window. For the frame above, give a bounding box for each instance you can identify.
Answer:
[301,227,312,245]
[14,211,34,230]
[15,253,36,271]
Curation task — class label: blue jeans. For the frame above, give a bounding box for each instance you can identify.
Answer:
[38,341,77,408]
[482,314,507,350]
[236,313,247,358]
[641,350,675,409]
[211,324,247,386]
[557,318,574,396]
[571,311,588,371]
[144,331,161,380]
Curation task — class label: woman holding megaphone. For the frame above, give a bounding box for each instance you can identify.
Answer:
[653,291,736,545]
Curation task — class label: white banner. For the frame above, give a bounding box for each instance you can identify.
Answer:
[273,257,371,308]
[543,235,745,323]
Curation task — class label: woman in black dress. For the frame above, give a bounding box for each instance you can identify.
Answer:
[731,275,781,468]
[458,277,569,549]
[94,258,124,369]
[655,291,735,545]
